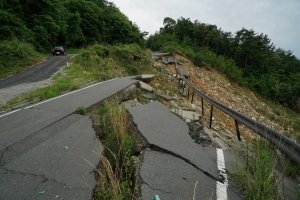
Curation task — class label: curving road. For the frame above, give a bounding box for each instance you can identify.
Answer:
[0,55,72,89]
[0,55,73,105]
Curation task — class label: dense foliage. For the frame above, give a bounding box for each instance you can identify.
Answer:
[0,0,145,79]
[146,17,300,111]
[0,39,43,78]
[0,0,144,50]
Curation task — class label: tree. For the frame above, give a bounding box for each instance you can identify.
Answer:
[0,0,143,49]
[163,17,176,33]
[146,17,300,111]
[65,12,85,47]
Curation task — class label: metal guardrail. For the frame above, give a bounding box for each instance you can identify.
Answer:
[176,71,300,166]
[157,53,300,165]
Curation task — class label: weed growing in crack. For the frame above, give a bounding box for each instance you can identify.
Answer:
[75,106,86,115]
[95,100,136,200]
[231,140,278,200]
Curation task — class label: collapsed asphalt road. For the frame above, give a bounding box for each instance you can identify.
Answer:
[0,77,138,199]
[127,101,242,200]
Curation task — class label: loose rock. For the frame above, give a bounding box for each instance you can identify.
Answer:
[171,108,201,122]
[139,81,154,92]
[188,122,212,147]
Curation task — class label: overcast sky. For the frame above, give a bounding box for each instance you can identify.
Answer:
[110,0,300,57]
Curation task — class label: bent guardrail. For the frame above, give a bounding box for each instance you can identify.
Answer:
[185,82,300,165]
[158,53,300,165]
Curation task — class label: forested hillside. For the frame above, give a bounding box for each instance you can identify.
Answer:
[146,17,300,111]
[0,0,144,49]
[0,0,144,78]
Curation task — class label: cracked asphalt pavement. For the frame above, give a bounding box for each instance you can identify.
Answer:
[0,77,138,199]
[128,101,242,200]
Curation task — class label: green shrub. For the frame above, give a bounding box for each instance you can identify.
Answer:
[0,39,43,78]
[75,106,86,115]
[158,41,244,84]
[73,43,152,76]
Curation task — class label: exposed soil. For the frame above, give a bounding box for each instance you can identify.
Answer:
[187,122,212,147]
[161,54,296,142]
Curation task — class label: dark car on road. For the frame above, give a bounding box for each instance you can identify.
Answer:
[52,46,67,56]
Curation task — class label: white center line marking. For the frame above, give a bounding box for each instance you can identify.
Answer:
[0,78,118,118]
[216,148,228,200]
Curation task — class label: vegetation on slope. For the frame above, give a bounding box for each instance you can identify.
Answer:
[146,17,300,112]
[0,44,152,111]
[0,0,145,79]
[0,0,144,50]
[0,39,43,79]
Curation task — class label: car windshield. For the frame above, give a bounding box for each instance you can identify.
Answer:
[54,47,63,50]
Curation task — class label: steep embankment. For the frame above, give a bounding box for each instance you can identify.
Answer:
[147,17,300,112]
[164,54,299,142]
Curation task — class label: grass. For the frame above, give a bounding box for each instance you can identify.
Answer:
[278,155,300,177]
[268,102,300,142]
[0,39,44,79]
[94,100,136,200]
[231,140,278,200]
[75,106,86,115]
[0,43,153,112]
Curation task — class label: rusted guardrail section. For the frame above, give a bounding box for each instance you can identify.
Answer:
[180,75,300,166]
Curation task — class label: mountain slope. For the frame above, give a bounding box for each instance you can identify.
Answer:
[0,0,143,50]
[165,54,299,142]
[146,17,300,112]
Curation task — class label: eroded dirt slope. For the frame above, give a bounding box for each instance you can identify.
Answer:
[161,54,297,142]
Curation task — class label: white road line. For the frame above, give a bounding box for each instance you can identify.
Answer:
[0,78,117,118]
[216,148,228,200]
[0,109,21,118]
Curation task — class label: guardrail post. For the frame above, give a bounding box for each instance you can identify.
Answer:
[191,91,195,103]
[209,105,214,128]
[201,97,204,115]
[235,120,241,141]
[181,80,185,95]
[174,76,300,165]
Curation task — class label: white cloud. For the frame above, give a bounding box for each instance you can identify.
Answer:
[111,0,300,56]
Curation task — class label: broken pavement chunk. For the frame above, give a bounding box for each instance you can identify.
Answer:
[139,81,154,92]
[136,74,156,83]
